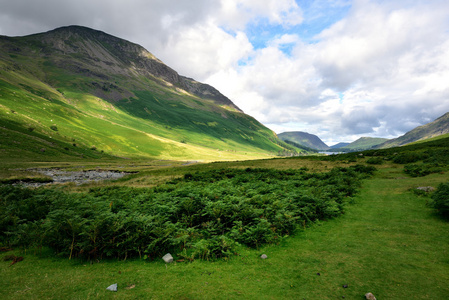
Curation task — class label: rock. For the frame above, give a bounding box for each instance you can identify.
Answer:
[260,254,268,259]
[106,283,117,292]
[365,292,376,300]
[162,253,173,263]
[416,186,436,192]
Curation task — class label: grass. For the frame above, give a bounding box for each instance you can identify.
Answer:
[1,164,448,299]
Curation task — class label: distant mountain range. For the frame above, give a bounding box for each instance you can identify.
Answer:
[330,142,350,149]
[0,26,296,161]
[337,137,389,151]
[278,112,449,152]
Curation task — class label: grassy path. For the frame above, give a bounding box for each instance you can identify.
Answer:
[1,167,449,299]
[263,167,449,299]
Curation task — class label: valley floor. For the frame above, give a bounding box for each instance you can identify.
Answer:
[1,167,449,299]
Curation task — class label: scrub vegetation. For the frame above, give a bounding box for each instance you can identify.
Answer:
[1,136,449,299]
[0,165,374,261]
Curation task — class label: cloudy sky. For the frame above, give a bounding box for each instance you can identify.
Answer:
[1,0,449,145]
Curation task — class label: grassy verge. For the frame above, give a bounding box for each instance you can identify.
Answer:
[1,166,448,299]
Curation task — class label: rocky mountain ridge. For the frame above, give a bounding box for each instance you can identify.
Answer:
[1,25,241,111]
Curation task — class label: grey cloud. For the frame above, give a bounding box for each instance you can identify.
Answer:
[0,0,217,51]
[340,107,381,135]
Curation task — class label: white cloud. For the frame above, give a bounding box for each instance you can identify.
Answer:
[210,0,449,144]
[156,22,253,79]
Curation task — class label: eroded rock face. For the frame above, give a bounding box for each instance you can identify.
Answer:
[21,25,242,110]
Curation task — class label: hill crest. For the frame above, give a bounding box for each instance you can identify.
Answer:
[378,112,449,148]
[2,25,241,111]
[337,137,389,151]
[278,131,329,151]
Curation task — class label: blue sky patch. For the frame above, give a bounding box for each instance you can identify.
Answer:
[243,0,351,54]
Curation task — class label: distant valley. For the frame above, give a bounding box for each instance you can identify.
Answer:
[1,26,448,161]
[278,112,449,152]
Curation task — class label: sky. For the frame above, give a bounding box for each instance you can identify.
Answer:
[1,0,449,145]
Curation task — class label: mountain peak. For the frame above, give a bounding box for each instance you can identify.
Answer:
[18,25,241,111]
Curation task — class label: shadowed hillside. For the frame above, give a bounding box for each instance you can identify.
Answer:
[278,131,330,150]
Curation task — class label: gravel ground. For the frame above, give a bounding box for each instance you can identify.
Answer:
[20,169,130,187]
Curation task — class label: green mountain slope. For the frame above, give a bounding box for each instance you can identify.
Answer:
[377,112,449,149]
[0,26,291,161]
[278,131,329,150]
[337,137,389,151]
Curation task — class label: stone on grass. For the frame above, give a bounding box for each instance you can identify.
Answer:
[106,283,117,292]
[260,254,268,259]
[416,186,435,192]
[162,253,174,263]
[365,292,376,300]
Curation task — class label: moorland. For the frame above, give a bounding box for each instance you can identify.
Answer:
[1,135,449,299]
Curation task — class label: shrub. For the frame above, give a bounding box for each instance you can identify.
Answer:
[0,166,375,260]
[366,157,383,165]
[404,163,444,177]
[392,152,427,164]
[431,183,449,219]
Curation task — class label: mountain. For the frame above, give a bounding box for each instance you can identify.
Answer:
[0,26,293,161]
[330,142,350,149]
[278,131,330,151]
[337,137,389,151]
[377,112,449,149]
